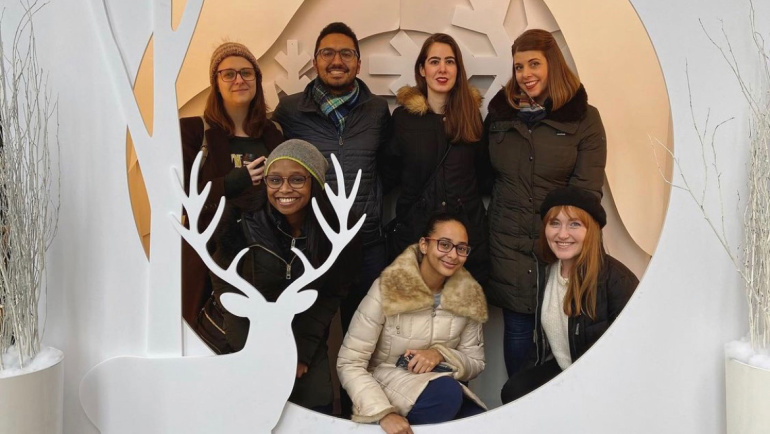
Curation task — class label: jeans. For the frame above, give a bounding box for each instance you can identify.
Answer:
[339,242,387,418]
[340,242,387,334]
[502,309,536,377]
[406,377,485,424]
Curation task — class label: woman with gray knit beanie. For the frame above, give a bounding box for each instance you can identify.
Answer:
[199,139,361,414]
[180,42,283,328]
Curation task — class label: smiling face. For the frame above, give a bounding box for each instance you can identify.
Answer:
[419,42,458,99]
[419,220,469,283]
[513,50,549,104]
[313,33,361,95]
[266,159,312,223]
[544,208,587,275]
[216,56,257,111]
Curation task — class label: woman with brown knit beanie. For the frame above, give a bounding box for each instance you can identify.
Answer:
[180,42,284,330]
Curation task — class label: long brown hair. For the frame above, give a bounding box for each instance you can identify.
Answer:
[504,29,581,111]
[203,57,269,137]
[540,205,604,319]
[414,33,482,143]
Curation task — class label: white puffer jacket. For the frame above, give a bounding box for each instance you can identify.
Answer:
[337,245,489,423]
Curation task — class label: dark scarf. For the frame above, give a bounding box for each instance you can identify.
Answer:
[312,78,360,134]
[516,92,551,127]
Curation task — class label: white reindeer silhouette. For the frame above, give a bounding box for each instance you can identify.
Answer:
[79,151,364,434]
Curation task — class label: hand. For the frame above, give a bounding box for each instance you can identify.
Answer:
[404,348,444,374]
[246,156,266,185]
[379,413,412,434]
[296,362,308,379]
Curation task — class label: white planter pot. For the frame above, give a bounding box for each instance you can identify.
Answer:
[0,351,64,434]
[725,358,770,434]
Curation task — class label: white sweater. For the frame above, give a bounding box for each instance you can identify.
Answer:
[542,262,572,370]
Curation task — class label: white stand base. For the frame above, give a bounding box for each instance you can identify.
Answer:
[0,352,64,434]
[726,358,770,434]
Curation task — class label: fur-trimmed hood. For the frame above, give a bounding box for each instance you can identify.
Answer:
[396,85,483,116]
[379,245,488,323]
[487,85,589,124]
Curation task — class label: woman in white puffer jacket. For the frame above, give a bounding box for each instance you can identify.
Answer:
[337,213,488,434]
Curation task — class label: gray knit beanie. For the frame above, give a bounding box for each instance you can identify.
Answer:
[265,139,328,187]
[209,42,260,85]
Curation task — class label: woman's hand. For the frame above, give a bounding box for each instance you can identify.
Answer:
[246,156,266,185]
[379,413,412,434]
[296,362,308,379]
[404,348,444,374]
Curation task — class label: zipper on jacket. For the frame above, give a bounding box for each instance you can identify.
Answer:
[533,254,545,366]
[575,323,580,336]
[246,242,299,280]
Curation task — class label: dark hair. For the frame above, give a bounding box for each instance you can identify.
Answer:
[414,33,482,143]
[504,29,580,111]
[203,66,268,138]
[421,212,469,238]
[314,22,360,57]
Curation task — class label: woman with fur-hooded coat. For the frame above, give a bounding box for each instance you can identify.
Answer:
[338,215,488,432]
[381,33,489,284]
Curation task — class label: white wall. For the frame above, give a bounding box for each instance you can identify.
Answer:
[26,0,761,432]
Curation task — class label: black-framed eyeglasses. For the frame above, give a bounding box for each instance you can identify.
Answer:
[315,48,359,62]
[265,175,310,190]
[217,68,258,82]
[423,237,472,257]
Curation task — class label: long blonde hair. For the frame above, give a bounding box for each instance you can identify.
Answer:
[540,205,604,319]
[504,29,581,111]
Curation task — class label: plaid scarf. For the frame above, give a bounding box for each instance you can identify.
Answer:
[516,92,549,127]
[312,78,360,134]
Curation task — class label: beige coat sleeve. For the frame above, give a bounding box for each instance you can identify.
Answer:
[432,319,485,382]
[336,280,397,423]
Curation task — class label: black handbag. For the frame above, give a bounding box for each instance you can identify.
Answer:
[384,144,453,263]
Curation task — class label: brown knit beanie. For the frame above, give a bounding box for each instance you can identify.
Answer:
[266,139,329,187]
[209,42,260,85]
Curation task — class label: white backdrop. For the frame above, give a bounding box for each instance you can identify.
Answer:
[16,0,761,432]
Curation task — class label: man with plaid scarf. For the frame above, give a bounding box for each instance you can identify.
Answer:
[273,21,392,417]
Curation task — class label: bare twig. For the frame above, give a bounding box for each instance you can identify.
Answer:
[0,0,59,369]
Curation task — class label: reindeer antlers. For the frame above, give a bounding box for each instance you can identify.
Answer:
[170,151,265,303]
[169,151,363,308]
[278,154,365,303]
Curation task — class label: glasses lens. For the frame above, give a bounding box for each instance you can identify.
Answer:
[436,239,452,253]
[288,176,307,188]
[239,68,256,80]
[339,49,356,61]
[265,175,283,188]
[319,48,334,61]
[219,69,236,81]
[456,245,471,257]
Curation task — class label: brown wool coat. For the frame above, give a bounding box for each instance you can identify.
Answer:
[337,245,488,423]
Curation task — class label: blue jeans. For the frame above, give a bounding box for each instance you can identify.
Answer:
[407,377,485,424]
[340,242,387,334]
[502,309,536,377]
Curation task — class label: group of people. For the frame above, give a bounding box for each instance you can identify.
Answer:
[180,21,638,434]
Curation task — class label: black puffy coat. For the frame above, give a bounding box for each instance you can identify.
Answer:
[381,86,489,283]
[483,86,606,313]
[273,79,391,246]
[533,255,638,365]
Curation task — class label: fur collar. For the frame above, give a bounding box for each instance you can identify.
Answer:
[379,245,488,323]
[396,85,482,116]
[487,85,589,124]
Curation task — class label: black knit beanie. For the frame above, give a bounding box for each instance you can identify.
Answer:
[539,186,607,228]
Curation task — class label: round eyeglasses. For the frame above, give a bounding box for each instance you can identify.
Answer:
[423,238,472,257]
[265,175,310,190]
[217,68,257,82]
[315,48,359,62]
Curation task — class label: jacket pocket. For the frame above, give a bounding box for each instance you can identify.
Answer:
[195,296,232,354]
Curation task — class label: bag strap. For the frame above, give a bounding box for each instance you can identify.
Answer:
[199,116,210,168]
[400,143,453,220]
